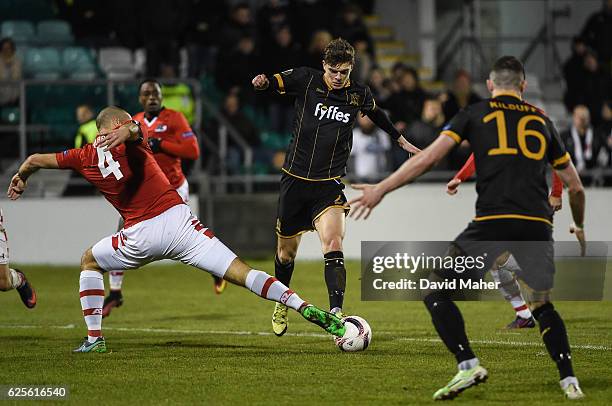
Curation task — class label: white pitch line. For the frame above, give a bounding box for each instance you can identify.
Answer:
[1,324,610,352]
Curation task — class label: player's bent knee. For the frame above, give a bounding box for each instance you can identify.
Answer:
[277,247,297,264]
[80,248,103,272]
[493,251,511,268]
[322,236,343,253]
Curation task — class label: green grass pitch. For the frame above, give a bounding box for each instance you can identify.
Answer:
[1,261,611,405]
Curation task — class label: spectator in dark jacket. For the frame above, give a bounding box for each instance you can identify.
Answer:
[382,66,426,131]
[573,49,612,126]
[302,30,332,69]
[563,36,589,113]
[596,100,612,166]
[442,69,482,120]
[580,0,612,71]
[333,4,375,58]
[219,3,256,51]
[215,35,259,104]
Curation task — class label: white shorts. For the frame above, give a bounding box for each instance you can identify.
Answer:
[92,204,236,277]
[0,209,8,265]
[176,179,189,203]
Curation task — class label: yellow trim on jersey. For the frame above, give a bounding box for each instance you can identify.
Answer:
[441,130,462,144]
[474,214,553,226]
[552,152,570,168]
[274,73,285,94]
[281,168,342,182]
[493,92,522,100]
[312,204,350,225]
[276,228,311,239]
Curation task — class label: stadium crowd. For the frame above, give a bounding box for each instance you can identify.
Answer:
[0,0,610,182]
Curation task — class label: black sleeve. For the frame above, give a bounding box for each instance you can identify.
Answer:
[440,108,471,144]
[365,107,401,140]
[267,67,309,97]
[547,118,570,169]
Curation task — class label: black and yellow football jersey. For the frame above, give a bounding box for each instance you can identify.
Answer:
[269,67,376,181]
[441,93,570,224]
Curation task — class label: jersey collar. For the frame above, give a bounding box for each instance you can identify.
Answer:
[492,91,522,101]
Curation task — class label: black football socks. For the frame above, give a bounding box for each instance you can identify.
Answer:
[274,255,295,287]
[324,251,346,312]
[533,302,575,379]
[424,291,477,367]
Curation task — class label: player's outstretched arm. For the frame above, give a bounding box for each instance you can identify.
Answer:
[8,153,59,200]
[349,135,456,220]
[554,161,586,255]
[365,107,420,154]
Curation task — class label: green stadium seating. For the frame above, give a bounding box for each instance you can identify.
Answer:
[0,107,20,124]
[37,20,74,45]
[114,83,141,115]
[62,47,98,79]
[1,21,36,44]
[24,47,62,79]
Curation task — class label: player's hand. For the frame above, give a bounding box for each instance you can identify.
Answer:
[96,126,131,151]
[348,184,384,220]
[252,74,269,90]
[548,195,562,211]
[446,178,461,195]
[569,223,586,257]
[7,173,27,200]
[397,135,421,155]
[148,137,162,153]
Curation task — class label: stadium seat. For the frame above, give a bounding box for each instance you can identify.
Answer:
[0,21,35,44]
[98,47,137,79]
[0,107,20,124]
[62,47,98,79]
[24,47,62,79]
[37,20,74,45]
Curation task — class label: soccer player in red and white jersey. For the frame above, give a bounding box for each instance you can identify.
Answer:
[0,208,36,308]
[104,79,225,318]
[446,152,564,328]
[8,106,347,353]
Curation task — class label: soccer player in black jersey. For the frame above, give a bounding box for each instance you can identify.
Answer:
[252,38,419,336]
[350,56,586,400]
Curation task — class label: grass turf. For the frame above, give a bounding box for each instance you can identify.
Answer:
[1,261,611,405]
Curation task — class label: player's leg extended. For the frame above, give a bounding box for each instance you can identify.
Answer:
[422,244,488,400]
[490,252,534,328]
[527,291,584,399]
[74,247,107,353]
[272,234,301,336]
[222,257,346,337]
[0,213,36,308]
[314,207,347,315]
[103,217,126,318]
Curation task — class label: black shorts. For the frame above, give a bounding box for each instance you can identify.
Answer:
[437,218,555,292]
[276,173,350,238]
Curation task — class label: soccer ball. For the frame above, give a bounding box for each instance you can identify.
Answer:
[334,315,372,352]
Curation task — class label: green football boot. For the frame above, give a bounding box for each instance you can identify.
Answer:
[300,305,346,337]
[433,365,488,400]
[73,337,107,353]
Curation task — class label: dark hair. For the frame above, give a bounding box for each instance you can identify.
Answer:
[139,78,161,92]
[490,56,525,89]
[323,38,355,67]
[0,37,16,52]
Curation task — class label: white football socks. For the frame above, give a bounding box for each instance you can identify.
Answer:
[79,270,104,343]
[109,271,124,291]
[244,269,306,311]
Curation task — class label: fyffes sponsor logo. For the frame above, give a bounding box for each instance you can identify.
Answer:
[314,103,350,123]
